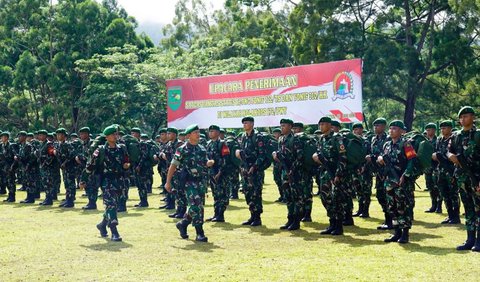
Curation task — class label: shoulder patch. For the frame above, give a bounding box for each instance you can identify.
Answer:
[404,142,417,159]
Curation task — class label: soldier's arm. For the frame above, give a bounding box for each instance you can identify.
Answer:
[254,134,266,169]
[403,142,417,178]
[291,136,304,171]
[335,137,348,178]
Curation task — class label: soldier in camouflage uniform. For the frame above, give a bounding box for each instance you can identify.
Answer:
[378,120,417,244]
[1,131,17,202]
[87,125,130,242]
[133,134,153,207]
[273,119,306,231]
[236,116,267,226]
[271,128,284,203]
[224,131,241,199]
[167,124,212,242]
[313,117,348,236]
[55,128,78,208]
[352,123,373,218]
[447,107,480,251]
[17,131,38,203]
[206,125,230,222]
[28,132,41,199]
[77,127,98,209]
[157,128,168,193]
[366,118,392,230]
[424,123,442,213]
[49,132,61,201]
[37,130,58,206]
[433,120,460,224]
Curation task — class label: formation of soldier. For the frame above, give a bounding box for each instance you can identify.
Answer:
[1,106,479,251]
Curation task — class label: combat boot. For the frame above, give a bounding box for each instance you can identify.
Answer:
[195,225,208,242]
[384,228,402,242]
[39,195,53,206]
[20,192,35,204]
[175,207,187,219]
[96,219,108,237]
[435,200,443,213]
[230,191,239,199]
[280,215,294,230]
[331,219,344,235]
[471,230,480,252]
[377,213,393,230]
[211,208,225,222]
[448,207,461,224]
[425,198,436,213]
[343,213,354,226]
[287,214,301,231]
[242,212,254,225]
[206,207,218,222]
[176,219,191,239]
[0,187,6,194]
[3,193,15,203]
[301,209,312,222]
[134,201,149,208]
[250,212,262,227]
[398,228,409,244]
[82,200,97,210]
[456,230,475,251]
[359,202,370,218]
[352,203,363,217]
[320,218,336,235]
[441,207,452,224]
[62,198,74,208]
[34,192,40,199]
[108,220,122,241]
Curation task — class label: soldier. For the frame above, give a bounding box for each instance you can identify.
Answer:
[1,131,17,202]
[55,128,77,208]
[133,134,152,207]
[205,125,230,222]
[313,117,348,235]
[224,131,241,200]
[352,122,373,218]
[88,125,130,242]
[219,128,226,140]
[167,124,213,242]
[178,131,186,143]
[18,131,38,203]
[377,120,417,244]
[236,116,267,226]
[273,119,306,230]
[331,120,341,133]
[432,120,460,224]
[424,123,442,213]
[271,128,284,203]
[366,118,392,230]
[49,132,61,200]
[15,132,27,192]
[37,130,58,206]
[447,106,480,251]
[292,122,304,134]
[157,128,168,192]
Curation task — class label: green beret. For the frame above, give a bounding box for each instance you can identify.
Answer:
[318,117,332,124]
[130,127,141,134]
[167,127,178,134]
[0,131,10,137]
[424,123,437,130]
[184,124,199,135]
[373,118,387,125]
[241,116,254,123]
[227,131,236,137]
[56,128,67,135]
[70,133,78,138]
[159,128,167,134]
[280,118,293,125]
[47,133,54,138]
[37,130,48,135]
[79,127,90,133]
[439,120,453,128]
[140,134,148,139]
[178,132,186,137]
[272,128,281,133]
[155,134,160,139]
[18,131,27,136]
[292,122,304,128]
[208,125,220,131]
[118,130,125,136]
[339,128,351,134]
[219,128,225,134]
[331,120,341,128]
[352,122,363,130]
[103,125,117,136]
[389,120,405,129]
[314,129,322,134]
[27,132,34,137]
[458,106,475,118]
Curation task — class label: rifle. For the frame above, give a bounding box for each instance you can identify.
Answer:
[379,155,400,187]
[456,154,479,192]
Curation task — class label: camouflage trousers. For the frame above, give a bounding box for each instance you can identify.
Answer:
[185,180,206,227]
[303,174,313,212]
[24,167,39,194]
[228,167,241,197]
[62,169,77,200]
[86,173,101,203]
[425,171,442,203]
[344,173,356,215]
[317,169,332,218]
[102,176,122,224]
[119,176,130,210]
[53,167,61,194]
[283,169,308,216]
[0,167,16,196]
[136,170,152,201]
[319,170,347,221]
[273,164,283,200]
[456,175,480,231]
[385,178,414,229]
[375,175,387,213]
[241,168,264,213]
[210,174,229,212]
[437,170,460,213]
[40,166,55,198]
[353,170,373,208]
[17,166,26,186]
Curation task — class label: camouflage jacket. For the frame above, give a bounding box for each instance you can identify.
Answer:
[206,139,229,175]
[172,142,208,181]
[434,135,455,174]
[316,131,347,178]
[56,140,77,172]
[276,132,304,172]
[369,132,388,174]
[239,129,267,169]
[448,126,480,180]
[37,140,57,169]
[0,141,16,170]
[381,137,417,180]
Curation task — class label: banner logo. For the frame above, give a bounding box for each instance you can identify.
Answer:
[332,72,354,101]
[167,87,182,111]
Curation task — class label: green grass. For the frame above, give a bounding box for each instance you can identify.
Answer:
[0,170,478,281]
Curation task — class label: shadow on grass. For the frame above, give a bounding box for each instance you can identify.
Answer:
[399,241,458,255]
[80,240,133,252]
[413,219,464,230]
[172,241,222,252]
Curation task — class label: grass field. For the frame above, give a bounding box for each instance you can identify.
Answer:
[0,169,478,281]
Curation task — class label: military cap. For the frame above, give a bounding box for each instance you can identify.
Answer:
[130,127,141,134]
[70,133,78,138]
[352,122,363,130]
[272,128,281,133]
[159,128,167,134]
[280,118,293,125]
[118,130,125,136]
[27,132,34,137]
[17,131,27,136]
[439,120,453,128]
[140,134,148,139]
[56,128,67,135]
[424,123,437,130]
[318,116,332,124]
[292,122,304,128]
[373,118,387,125]
[47,133,54,138]
[178,132,186,136]
[103,125,117,136]
[155,134,160,139]
[458,106,475,118]
[79,127,90,133]
[227,131,236,137]
[339,128,351,134]
[37,130,48,135]
[185,124,199,135]
[389,120,405,129]
[331,120,341,128]
[219,128,225,134]
[0,131,10,137]
[241,116,254,123]
[208,125,220,131]
[167,127,178,134]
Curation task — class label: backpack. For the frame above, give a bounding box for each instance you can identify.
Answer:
[224,137,242,168]
[122,134,140,163]
[244,131,277,171]
[292,132,318,171]
[340,132,367,168]
[404,131,434,174]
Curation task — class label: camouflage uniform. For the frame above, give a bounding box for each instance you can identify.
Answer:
[157,141,168,191]
[56,139,78,206]
[206,138,230,220]
[223,136,241,199]
[425,135,442,212]
[164,139,186,211]
[273,159,283,202]
[17,140,38,200]
[135,140,154,206]
[0,140,17,201]
[38,139,58,204]
[352,134,373,217]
